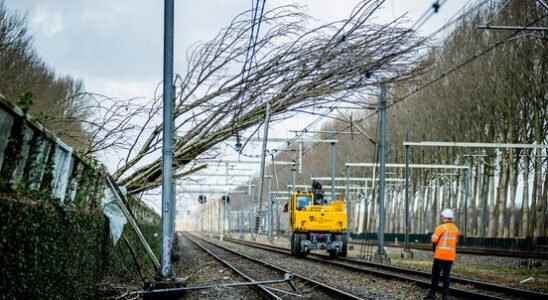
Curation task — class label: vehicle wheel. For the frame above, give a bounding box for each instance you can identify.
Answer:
[293,233,303,257]
[290,233,296,255]
[341,234,348,257]
[335,234,348,257]
[297,233,308,258]
[295,233,303,257]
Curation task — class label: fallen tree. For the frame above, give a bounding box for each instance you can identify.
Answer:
[111,0,426,194]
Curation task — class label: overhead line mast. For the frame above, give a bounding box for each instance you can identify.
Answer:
[159,0,175,280]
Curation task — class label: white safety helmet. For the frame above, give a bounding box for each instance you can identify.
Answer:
[441,208,454,219]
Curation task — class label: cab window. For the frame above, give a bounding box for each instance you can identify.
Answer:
[296,196,311,210]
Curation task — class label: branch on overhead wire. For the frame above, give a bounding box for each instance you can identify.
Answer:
[335,108,377,144]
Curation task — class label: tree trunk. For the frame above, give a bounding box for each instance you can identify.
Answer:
[533,148,543,238]
[421,187,427,233]
[363,194,370,234]
[355,193,362,233]
[410,186,416,234]
[386,188,393,233]
[528,149,540,239]
[471,164,480,236]
[394,189,400,233]
[507,154,519,238]
[480,165,490,238]
[432,183,439,232]
[542,168,548,238]
[487,163,497,237]
[454,176,461,212]
[520,154,530,238]
[424,186,431,234]
[368,187,377,233]
[495,157,509,238]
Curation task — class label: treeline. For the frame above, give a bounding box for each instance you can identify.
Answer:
[243,1,547,240]
[0,2,89,151]
[381,0,548,239]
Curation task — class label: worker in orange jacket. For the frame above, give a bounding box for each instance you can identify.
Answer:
[424,208,460,300]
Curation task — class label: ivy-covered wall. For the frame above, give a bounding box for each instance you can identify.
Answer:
[0,196,106,299]
[0,195,160,300]
[0,83,161,300]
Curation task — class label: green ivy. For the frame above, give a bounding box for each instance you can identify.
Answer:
[0,195,160,300]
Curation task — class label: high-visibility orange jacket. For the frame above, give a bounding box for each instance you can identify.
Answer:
[431,222,460,261]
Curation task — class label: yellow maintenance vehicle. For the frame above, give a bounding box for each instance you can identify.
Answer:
[288,181,348,257]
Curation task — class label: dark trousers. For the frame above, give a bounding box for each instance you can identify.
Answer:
[431,259,453,297]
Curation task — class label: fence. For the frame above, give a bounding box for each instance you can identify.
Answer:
[0,96,158,222]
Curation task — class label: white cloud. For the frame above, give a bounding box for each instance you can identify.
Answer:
[6,0,474,217]
[30,7,64,37]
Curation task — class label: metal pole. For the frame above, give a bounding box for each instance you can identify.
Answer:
[291,165,296,193]
[227,200,231,237]
[255,102,271,236]
[377,83,387,256]
[330,138,337,199]
[220,163,229,240]
[275,196,280,237]
[239,210,244,239]
[217,196,223,239]
[463,166,470,238]
[248,181,253,201]
[298,142,303,174]
[267,178,273,241]
[404,130,410,251]
[249,210,254,234]
[105,177,160,270]
[170,130,177,240]
[159,0,175,279]
[209,200,212,238]
[345,166,351,239]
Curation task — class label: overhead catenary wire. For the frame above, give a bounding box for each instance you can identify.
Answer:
[326,0,494,130]
[230,0,510,203]
[237,0,459,162]
[234,0,267,154]
[248,0,499,184]
[352,0,542,127]
[389,11,548,111]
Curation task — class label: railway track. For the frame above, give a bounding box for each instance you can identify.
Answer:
[183,233,368,300]
[223,236,548,300]
[348,240,548,259]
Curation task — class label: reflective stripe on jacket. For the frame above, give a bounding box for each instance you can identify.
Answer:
[431,222,460,261]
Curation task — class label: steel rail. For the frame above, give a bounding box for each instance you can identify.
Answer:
[348,240,548,260]
[184,233,282,299]
[224,237,548,300]
[186,233,367,300]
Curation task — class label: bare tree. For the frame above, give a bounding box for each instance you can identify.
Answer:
[110,1,424,194]
[0,2,93,151]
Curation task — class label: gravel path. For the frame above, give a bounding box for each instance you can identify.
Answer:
[206,236,460,300]
[173,233,263,299]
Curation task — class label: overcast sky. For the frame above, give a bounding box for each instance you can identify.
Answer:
[6,0,468,104]
[5,0,471,214]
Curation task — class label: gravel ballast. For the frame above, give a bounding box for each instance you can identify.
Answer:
[173,233,263,299]
[205,236,454,300]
